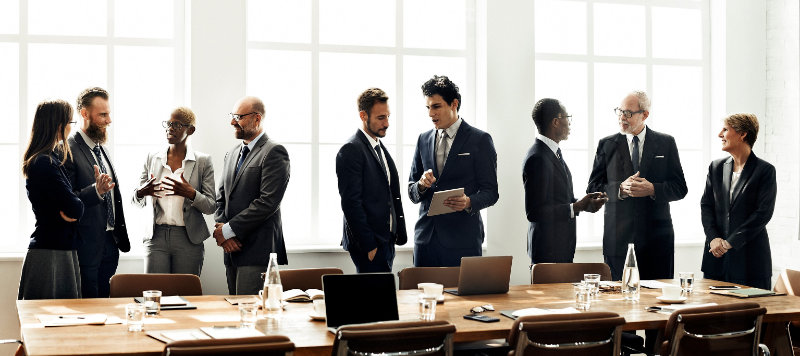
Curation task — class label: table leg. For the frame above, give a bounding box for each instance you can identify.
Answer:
[763,321,794,356]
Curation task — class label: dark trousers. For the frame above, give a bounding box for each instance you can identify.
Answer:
[78,230,119,298]
[604,253,673,281]
[349,242,395,273]
[414,232,482,267]
[225,265,268,295]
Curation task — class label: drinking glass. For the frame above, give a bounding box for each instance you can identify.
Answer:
[419,297,437,321]
[125,303,145,332]
[583,273,601,298]
[239,302,258,328]
[143,290,162,316]
[679,272,695,294]
[575,282,592,310]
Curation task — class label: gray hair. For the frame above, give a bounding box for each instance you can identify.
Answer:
[629,90,651,112]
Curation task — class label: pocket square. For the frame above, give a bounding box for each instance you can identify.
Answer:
[655,155,665,158]
[457,152,470,156]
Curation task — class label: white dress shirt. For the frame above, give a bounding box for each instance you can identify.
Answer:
[77,129,115,231]
[536,134,575,218]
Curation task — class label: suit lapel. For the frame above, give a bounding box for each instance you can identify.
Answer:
[730,153,757,208]
[539,139,572,195]
[232,134,268,189]
[428,129,438,177]
[638,129,655,176]
[183,159,196,183]
[356,130,389,182]
[73,133,97,169]
[614,134,633,176]
[722,157,732,209]
[439,120,471,178]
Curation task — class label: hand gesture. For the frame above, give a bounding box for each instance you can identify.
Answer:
[443,193,471,211]
[59,211,77,222]
[213,223,225,246]
[418,169,437,189]
[585,192,609,212]
[709,237,729,258]
[94,165,115,195]
[162,173,197,200]
[221,237,243,253]
[135,174,162,199]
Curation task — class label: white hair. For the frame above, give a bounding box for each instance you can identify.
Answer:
[629,90,651,112]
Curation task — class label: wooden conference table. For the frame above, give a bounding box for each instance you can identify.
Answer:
[16,279,800,356]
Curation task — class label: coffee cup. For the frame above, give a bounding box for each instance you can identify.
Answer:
[662,285,683,299]
[418,283,444,299]
[313,299,326,317]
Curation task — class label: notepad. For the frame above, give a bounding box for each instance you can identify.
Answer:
[711,288,781,298]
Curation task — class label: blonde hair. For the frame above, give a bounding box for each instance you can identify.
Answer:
[171,107,196,126]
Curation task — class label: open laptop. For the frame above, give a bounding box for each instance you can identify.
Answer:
[444,256,513,296]
[322,273,399,332]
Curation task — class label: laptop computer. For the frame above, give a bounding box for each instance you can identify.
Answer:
[444,256,513,296]
[322,273,399,332]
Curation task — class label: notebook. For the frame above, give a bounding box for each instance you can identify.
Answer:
[444,256,513,296]
[711,288,783,298]
[322,273,399,332]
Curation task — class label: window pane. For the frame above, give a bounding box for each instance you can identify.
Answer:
[247,50,311,143]
[114,46,175,145]
[404,0,466,50]
[593,3,645,57]
[652,65,702,149]
[319,143,344,246]
[282,144,312,246]
[402,56,467,145]
[671,150,702,242]
[0,0,19,34]
[0,44,19,143]
[0,146,21,251]
[248,0,311,43]
[115,0,174,39]
[319,53,395,144]
[319,0,395,46]
[401,144,418,237]
[534,60,588,149]
[652,7,701,60]
[28,0,107,36]
[592,63,646,143]
[113,144,160,254]
[27,44,107,129]
[534,0,586,55]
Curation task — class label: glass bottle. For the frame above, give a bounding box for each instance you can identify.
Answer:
[621,243,640,301]
[263,253,283,318]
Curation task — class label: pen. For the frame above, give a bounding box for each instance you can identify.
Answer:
[58,315,85,319]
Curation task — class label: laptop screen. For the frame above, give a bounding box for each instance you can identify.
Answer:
[322,273,399,329]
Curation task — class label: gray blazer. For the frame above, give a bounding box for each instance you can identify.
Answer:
[132,148,216,244]
[215,134,290,267]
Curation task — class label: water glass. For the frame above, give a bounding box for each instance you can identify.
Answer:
[575,282,592,311]
[583,273,601,298]
[143,290,162,316]
[679,272,694,294]
[125,303,145,332]
[239,302,258,328]
[419,297,437,321]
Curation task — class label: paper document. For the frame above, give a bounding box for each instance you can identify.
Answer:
[512,307,580,318]
[427,188,464,216]
[650,303,717,315]
[640,280,677,289]
[200,326,265,339]
[37,314,108,327]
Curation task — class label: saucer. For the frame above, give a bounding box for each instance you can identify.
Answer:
[308,313,325,321]
[656,296,687,304]
[417,295,445,303]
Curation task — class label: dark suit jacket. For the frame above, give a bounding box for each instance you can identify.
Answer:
[523,138,577,263]
[408,119,498,249]
[587,127,687,279]
[26,152,84,250]
[700,152,776,282]
[65,134,130,252]
[336,130,407,253]
[215,134,290,266]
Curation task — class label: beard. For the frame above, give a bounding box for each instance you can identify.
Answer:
[86,122,108,144]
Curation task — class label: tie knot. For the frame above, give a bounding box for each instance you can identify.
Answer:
[242,146,250,154]
[92,145,102,155]
[632,135,639,143]
[556,148,562,158]
[441,130,449,139]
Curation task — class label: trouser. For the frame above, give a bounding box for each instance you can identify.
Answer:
[414,233,482,267]
[145,225,204,276]
[349,242,395,273]
[226,265,267,295]
[78,230,119,298]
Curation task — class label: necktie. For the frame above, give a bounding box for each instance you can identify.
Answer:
[374,145,397,234]
[235,145,250,177]
[556,148,567,173]
[92,145,115,227]
[631,136,640,173]
[436,130,449,174]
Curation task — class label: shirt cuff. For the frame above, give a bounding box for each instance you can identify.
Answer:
[569,204,575,218]
[722,239,732,250]
[94,183,104,199]
[222,223,235,240]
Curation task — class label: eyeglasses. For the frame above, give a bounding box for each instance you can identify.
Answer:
[162,121,192,129]
[68,121,77,125]
[614,108,645,118]
[470,304,495,313]
[559,114,573,124]
[229,112,258,122]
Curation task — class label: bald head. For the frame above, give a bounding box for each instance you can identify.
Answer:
[231,96,265,142]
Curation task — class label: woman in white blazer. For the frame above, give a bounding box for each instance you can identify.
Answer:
[132,107,216,275]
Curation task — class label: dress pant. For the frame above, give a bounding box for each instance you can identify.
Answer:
[349,242,395,273]
[78,230,119,298]
[226,265,267,295]
[413,232,482,267]
[145,225,204,276]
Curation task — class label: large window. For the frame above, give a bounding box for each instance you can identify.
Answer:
[1,0,185,252]
[532,0,709,244]
[245,0,481,248]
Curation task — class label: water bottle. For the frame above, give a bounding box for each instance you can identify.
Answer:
[262,253,283,318]
[621,243,640,301]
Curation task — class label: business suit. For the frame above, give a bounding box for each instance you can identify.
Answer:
[700,152,776,290]
[408,119,498,267]
[64,133,130,298]
[132,147,216,275]
[587,126,687,280]
[523,137,577,263]
[215,133,290,295]
[336,130,407,273]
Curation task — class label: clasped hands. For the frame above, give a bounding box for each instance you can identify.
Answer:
[213,223,242,253]
[619,172,655,198]
[135,173,196,200]
[417,169,470,211]
[574,192,608,213]
[708,237,730,258]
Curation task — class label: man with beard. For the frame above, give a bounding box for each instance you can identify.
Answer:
[65,87,130,298]
[213,96,290,295]
[336,88,407,272]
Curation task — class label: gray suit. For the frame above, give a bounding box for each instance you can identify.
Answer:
[132,148,216,275]
[215,134,290,295]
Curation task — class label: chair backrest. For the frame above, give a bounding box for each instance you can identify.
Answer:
[774,268,800,295]
[279,268,343,291]
[162,335,295,356]
[332,320,456,356]
[659,302,768,356]
[507,312,625,356]
[397,267,460,290]
[109,274,202,298]
[530,263,612,284]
